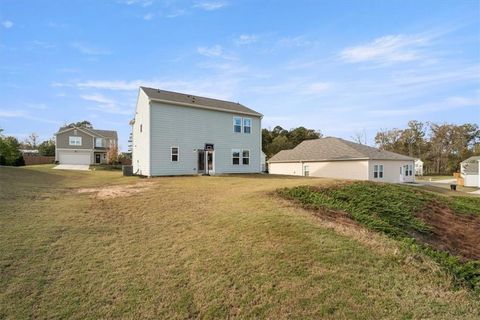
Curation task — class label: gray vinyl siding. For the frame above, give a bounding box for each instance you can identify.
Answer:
[149,101,261,176]
[55,129,94,149]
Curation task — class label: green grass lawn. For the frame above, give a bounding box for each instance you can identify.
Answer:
[416,175,455,181]
[1,166,479,319]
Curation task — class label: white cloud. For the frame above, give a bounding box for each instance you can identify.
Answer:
[197,45,235,60]
[197,45,223,57]
[32,40,56,49]
[235,34,258,45]
[340,34,431,64]
[0,110,25,118]
[369,95,480,117]
[70,42,110,55]
[194,1,227,11]
[81,93,132,115]
[76,80,146,90]
[0,109,59,124]
[120,0,153,7]
[1,20,13,29]
[304,82,331,94]
[143,13,155,20]
[278,35,315,47]
[166,9,187,18]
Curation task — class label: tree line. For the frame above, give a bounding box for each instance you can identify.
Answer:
[375,121,480,174]
[262,126,322,158]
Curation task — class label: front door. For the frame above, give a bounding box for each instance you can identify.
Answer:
[197,150,205,174]
[95,154,101,164]
[207,151,214,174]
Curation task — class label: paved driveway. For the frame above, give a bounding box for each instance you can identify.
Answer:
[53,164,90,171]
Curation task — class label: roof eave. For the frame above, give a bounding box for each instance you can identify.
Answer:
[148,97,263,117]
[268,157,370,163]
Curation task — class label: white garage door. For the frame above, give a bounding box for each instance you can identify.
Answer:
[58,151,91,165]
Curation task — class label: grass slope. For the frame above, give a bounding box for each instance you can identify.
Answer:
[278,182,480,292]
[1,166,479,318]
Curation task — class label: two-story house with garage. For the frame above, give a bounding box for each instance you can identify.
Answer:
[131,87,263,176]
[54,126,118,165]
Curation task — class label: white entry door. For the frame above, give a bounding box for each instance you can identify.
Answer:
[399,166,404,182]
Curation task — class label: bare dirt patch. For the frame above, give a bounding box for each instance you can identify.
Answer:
[416,203,480,261]
[77,181,154,199]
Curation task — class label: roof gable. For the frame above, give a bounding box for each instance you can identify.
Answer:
[140,87,262,117]
[56,126,118,140]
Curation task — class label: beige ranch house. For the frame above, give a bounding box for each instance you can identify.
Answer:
[268,137,415,183]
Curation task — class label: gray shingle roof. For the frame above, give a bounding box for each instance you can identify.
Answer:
[268,137,414,162]
[140,86,262,117]
[461,156,480,175]
[90,129,118,140]
[56,126,118,140]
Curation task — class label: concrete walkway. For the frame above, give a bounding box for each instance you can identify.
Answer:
[53,164,90,171]
[428,178,457,184]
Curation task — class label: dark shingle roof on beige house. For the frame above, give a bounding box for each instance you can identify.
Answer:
[461,156,480,175]
[140,86,262,117]
[269,137,414,162]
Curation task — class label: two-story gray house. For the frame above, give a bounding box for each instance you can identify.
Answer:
[132,87,263,176]
[55,126,118,165]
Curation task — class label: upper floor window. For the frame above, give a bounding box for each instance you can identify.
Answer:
[243,118,251,134]
[171,147,179,162]
[69,136,82,146]
[374,164,383,179]
[233,117,242,133]
[95,138,105,148]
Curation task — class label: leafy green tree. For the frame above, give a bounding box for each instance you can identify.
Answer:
[65,120,93,129]
[375,121,480,174]
[262,126,322,158]
[38,139,56,156]
[0,135,21,166]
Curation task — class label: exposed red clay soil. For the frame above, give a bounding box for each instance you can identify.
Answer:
[415,202,480,261]
[289,197,480,261]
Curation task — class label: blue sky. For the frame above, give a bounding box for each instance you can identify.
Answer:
[1,0,479,150]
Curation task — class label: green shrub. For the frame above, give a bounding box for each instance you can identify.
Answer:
[278,182,480,292]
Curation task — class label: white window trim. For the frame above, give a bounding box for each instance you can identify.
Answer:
[171,146,179,162]
[304,164,310,177]
[243,118,252,134]
[233,117,242,133]
[95,138,105,148]
[232,148,240,165]
[69,136,82,146]
[242,149,250,165]
[374,164,384,179]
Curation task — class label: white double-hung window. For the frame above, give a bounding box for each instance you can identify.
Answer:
[233,117,242,133]
[171,147,179,162]
[69,136,82,146]
[95,138,105,148]
[374,164,384,179]
[232,149,240,165]
[243,118,251,134]
[242,150,250,165]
